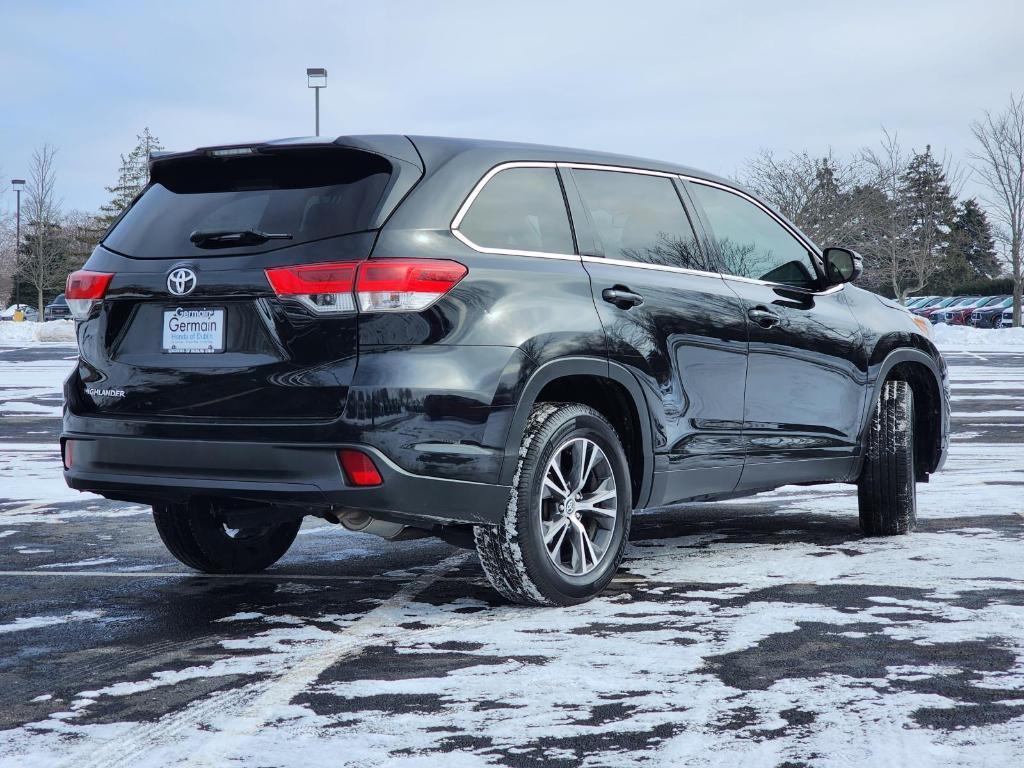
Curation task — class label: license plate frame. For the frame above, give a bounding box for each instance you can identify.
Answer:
[161,307,226,354]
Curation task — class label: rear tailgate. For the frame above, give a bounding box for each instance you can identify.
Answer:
[71,141,421,421]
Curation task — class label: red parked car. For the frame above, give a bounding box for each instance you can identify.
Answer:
[938,296,1005,325]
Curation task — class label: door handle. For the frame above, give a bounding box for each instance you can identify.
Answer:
[748,306,781,328]
[602,287,644,309]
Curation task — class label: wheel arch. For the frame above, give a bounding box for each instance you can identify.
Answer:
[863,347,948,478]
[499,357,654,509]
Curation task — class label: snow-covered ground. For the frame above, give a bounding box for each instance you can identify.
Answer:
[0,344,1022,767]
[0,320,76,345]
[933,322,1024,350]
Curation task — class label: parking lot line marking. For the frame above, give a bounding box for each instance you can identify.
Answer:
[69,551,471,768]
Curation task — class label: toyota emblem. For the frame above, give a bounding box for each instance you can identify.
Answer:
[167,267,197,297]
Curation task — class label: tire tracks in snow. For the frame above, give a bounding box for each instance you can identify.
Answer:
[66,552,471,768]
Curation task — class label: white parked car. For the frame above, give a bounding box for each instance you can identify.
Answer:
[0,303,39,321]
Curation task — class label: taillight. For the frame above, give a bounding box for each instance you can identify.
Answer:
[264,259,467,314]
[355,258,468,312]
[338,449,383,486]
[65,270,114,319]
[264,261,357,314]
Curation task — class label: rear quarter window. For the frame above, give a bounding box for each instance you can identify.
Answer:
[456,167,575,255]
[103,148,393,258]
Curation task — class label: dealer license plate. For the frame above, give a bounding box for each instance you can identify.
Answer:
[161,308,225,354]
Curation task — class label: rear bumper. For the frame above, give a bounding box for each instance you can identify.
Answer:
[62,433,510,526]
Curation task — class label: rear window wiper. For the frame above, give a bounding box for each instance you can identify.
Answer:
[189,229,293,248]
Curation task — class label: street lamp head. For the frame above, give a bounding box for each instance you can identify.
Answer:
[11,179,25,192]
[306,67,327,88]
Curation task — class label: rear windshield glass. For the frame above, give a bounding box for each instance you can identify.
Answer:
[103,148,392,258]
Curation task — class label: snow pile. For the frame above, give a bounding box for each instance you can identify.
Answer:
[932,322,1024,350]
[0,320,76,344]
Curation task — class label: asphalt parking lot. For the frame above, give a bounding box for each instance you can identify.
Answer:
[0,343,1022,767]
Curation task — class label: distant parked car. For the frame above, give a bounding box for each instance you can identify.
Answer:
[971,297,1013,328]
[911,296,950,316]
[44,293,71,320]
[0,303,39,321]
[1001,308,1015,328]
[906,296,935,309]
[919,296,968,322]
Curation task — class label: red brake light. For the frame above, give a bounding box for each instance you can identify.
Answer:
[66,270,113,299]
[338,449,383,487]
[265,259,468,314]
[264,262,357,313]
[355,259,467,312]
[65,270,114,319]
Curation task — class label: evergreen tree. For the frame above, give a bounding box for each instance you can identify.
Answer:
[926,199,1000,293]
[949,199,1000,278]
[891,145,957,301]
[99,128,163,228]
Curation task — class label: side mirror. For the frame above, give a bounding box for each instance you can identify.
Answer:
[822,247,862,285]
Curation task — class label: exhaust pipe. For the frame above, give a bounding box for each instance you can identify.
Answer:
[332,510,408,540]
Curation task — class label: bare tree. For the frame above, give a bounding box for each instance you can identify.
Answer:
[860,131,913,301]
[741,148,867,247]
[18,145,69,320]
[971,94,1024,326]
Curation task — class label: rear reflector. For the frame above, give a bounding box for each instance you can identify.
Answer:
[356,259,468,312]
[62,440,74,471]
[264,259,467,314]
[265,262,357,314]
[338,449,383,487]
[66,270,114,319]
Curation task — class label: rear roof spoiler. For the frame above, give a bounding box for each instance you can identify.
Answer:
[148,135,422,173]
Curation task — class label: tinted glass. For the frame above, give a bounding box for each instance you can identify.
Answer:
[689,182,818,288]
[573,170,711,271]
[104,148,393,258]
[458,167,574,254]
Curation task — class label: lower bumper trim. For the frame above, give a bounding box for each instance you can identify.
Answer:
[62,433,510,526]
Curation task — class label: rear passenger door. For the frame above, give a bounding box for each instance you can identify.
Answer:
[685,179,867,491]
[563,166,748,504]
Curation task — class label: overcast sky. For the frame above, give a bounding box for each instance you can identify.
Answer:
[1,0,1021,216]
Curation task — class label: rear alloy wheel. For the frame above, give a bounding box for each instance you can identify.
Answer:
[152,500,301,573]
[857,379,917,536]
[474,403,631,606]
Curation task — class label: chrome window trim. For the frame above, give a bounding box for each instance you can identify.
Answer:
[450,161,580,261]
[451,228,579,261]
[562,162,678,179]
[582,255,721,280]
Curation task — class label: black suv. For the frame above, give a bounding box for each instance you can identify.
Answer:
[62,136,950,605]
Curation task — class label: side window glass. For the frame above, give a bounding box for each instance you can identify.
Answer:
[688,182,818,288]
[572,170,713,271]
[457,167,575,255]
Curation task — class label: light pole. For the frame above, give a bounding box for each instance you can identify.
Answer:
[306,68,327,136]
[10,178,25,312]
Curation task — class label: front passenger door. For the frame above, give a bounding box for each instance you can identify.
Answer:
[685,180,867,491]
